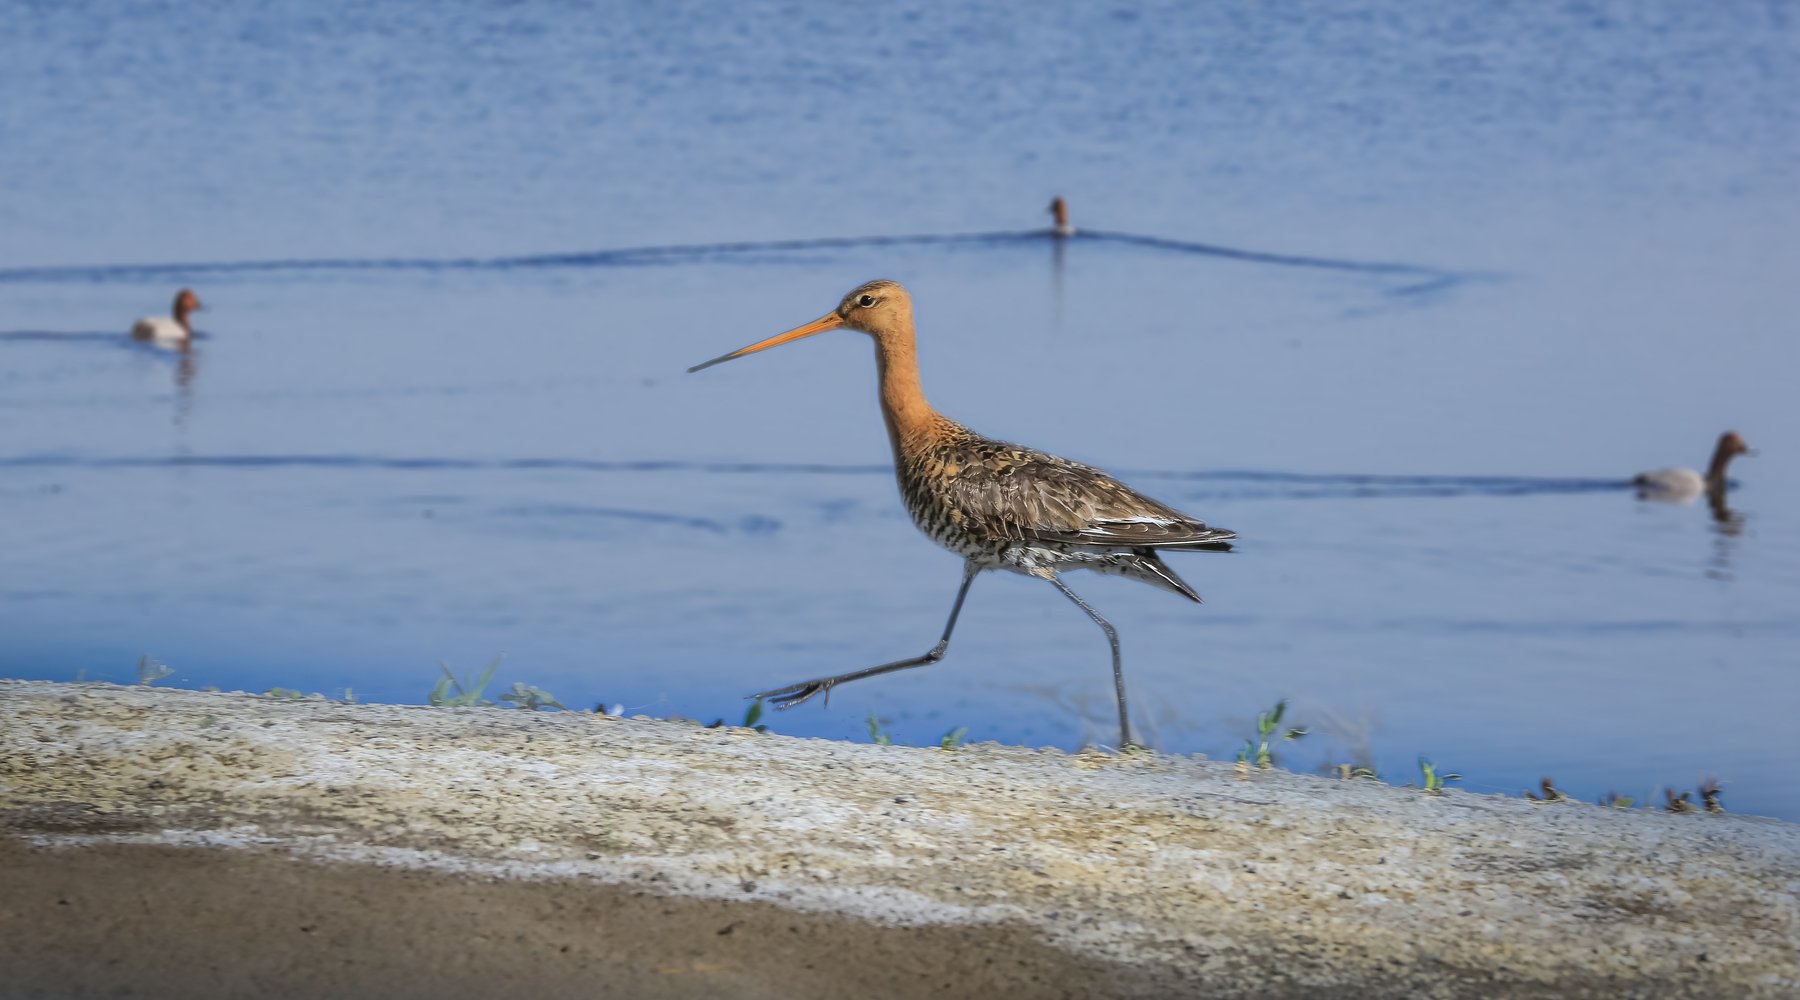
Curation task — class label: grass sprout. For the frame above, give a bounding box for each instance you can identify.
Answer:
[1525,777,1571,803]
[1699,777,1725,814]
[428,656,503,707]
[1235,698,1307,770]
[707,697,769,732]
[1418,756,1460,795]
[136,654,174,686]
[498,683,565,711]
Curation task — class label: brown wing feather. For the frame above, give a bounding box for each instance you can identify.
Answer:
[920,432,1234,550]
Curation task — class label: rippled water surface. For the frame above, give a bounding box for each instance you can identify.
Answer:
[3,1,1798,817]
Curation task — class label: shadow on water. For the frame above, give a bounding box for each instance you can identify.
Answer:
[1706,489,1745,535]
[0,228,1486,299]
[1703,488,1749,579]
[0,453,1629,500]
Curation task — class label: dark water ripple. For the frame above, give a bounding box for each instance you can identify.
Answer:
[0,331,122,343]
[487,503,780,535]
[0,229,1479,296]
[0,452,1629,500]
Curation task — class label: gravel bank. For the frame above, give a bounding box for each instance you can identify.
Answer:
[2,680,1796,998]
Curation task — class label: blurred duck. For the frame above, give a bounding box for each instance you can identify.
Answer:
[1048,196,1074,237]
[131,289,202,347]
[1633,431,1752,503]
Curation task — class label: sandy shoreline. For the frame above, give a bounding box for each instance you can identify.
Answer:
[3,680,1797,998]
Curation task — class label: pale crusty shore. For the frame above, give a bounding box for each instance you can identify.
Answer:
[2,679,1797,999]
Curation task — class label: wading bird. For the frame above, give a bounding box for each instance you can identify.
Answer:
[688,281,1233,748]
[130,289,202,348]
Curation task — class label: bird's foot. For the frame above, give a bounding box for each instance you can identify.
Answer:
[749,678,835,710]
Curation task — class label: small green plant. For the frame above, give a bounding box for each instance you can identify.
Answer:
[498,683,565,711]
[1525,777,1570,803]
[1418,756,1460,795]
[1699,777,1724,814]
[1664,788,1697,814]
[706,697,769,732]
[937,726,969,750]
[429,656,502,707]
[1333,762,1379,781]
[1235,699,1307,770]
[1599,790,1637,809]
[340,688,356,704]
[262,688,306,700]
[866,711,894,746]
[136,654,174,686]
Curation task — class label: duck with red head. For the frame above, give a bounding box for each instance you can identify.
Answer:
[130,289,202,348]
[689,279,1234,748]
[1048,196,1074,237]
[1634,430,1754,503]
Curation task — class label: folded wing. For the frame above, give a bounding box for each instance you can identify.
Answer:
[938,442,1235,551]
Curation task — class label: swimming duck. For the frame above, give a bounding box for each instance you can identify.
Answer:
[1048,196,1074,238]
[130,289,202,347]
[1633,431,1752,503]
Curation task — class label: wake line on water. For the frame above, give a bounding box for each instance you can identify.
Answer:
[0,228,1478,294]
[0,331,123,343]
[1134,468,1633,498]
[0,453,1629,499]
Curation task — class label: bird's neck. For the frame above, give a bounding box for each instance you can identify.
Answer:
[1704,442,1737,486]
[873,333,940,460]
[173,304,193,332]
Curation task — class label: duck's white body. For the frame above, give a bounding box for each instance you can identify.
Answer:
[130,315,191,346]
[1632,466,1706,502]
[130,289,201,349]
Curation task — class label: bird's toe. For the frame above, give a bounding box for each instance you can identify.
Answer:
[753,680,831,710]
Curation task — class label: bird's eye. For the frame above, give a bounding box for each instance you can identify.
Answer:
[857,294,876,308]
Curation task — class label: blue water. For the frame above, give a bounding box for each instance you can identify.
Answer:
[3,1,1798,818]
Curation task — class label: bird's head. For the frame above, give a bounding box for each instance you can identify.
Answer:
[687,279,913,373]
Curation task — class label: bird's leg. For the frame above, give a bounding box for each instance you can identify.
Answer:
[753,562,981,710]
[1044,573,1135,750]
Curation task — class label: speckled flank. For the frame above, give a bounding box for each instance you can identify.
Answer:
[898,416,1231,596]
[3,681,1797,998]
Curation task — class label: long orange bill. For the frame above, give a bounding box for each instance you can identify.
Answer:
[687,312,845,373]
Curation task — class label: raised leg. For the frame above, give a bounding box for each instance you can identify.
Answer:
[1045,573,1134,749]
[753,562,981,710]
